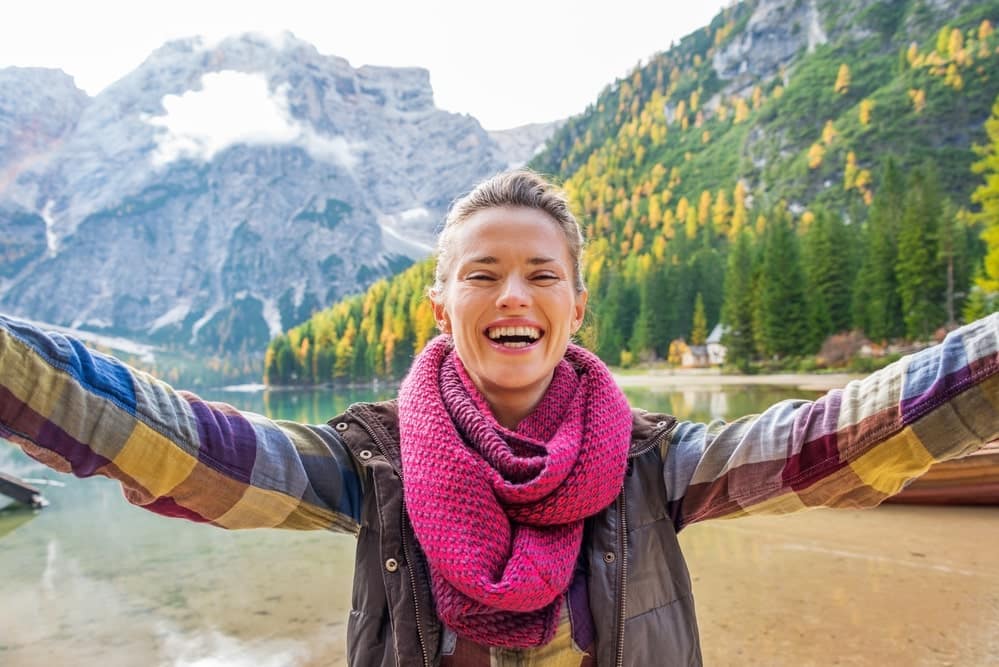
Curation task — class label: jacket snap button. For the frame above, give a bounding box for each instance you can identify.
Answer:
[656,421,668,428]
[359,450,373,461]
[385,558,399,572]
[335,422,349,431]
[603,551,616,564]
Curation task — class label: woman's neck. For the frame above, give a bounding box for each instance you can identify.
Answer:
[480,379,551,430]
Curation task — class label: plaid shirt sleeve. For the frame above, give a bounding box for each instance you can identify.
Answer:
[0,315,363,533]
[664,313,999,531]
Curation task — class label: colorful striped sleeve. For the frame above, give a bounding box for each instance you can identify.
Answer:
[0,315,363,533]
[664,313,999,530]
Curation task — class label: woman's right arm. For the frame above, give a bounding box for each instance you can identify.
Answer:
[0,315,363,533]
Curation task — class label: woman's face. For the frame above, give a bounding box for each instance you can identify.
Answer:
[433,206,587,411]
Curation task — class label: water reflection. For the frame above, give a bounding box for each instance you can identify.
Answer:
[1,384,996,666]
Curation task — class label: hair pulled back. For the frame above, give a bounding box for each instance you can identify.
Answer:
[431,170,586,298]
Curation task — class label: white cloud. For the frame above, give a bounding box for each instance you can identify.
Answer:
[145,70,358,168]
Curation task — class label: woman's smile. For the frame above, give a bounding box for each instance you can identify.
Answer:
[485,320,544,350]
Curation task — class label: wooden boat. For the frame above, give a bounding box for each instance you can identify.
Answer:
[0,471,47,509]
[888,442,999,505]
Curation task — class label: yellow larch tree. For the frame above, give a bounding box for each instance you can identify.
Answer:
[730,181,748,239]
[834,63,851,94]
[734,97,750,123]
[855,168,873,204]
[859,99,874,126]
[979,19,994,41]
[936,26,951,55]
[844,151,858,190]
[821,120,837,145]
[685,204,699,240]
[652,235,668,263]
[648,196,663,229]
[948,27,964,60]
[674,99,687,124]
[808,142,825,169]
[675,196,690,224]
[800,210,815,233]
[697,190,712,228]
[662,209,676,237]
[712,188,731,237]
[755,213,767,236]
[945,63,964,90]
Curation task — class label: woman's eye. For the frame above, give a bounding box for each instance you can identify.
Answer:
[466,274,494,281]
[533,273,559,282]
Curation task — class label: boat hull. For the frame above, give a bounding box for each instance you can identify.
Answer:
[888,443,999,505]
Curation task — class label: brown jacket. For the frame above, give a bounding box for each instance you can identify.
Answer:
[331,401,700,667]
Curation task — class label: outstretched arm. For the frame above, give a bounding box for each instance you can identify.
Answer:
[665,313,999,531]
[0,315,363,533]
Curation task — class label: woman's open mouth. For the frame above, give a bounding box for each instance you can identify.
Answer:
[486,325,543,349]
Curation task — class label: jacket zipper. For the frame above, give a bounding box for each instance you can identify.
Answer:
[400,501,432,667]
[615,488,629,667]
[616,419,677,667]
[351,411,432,667]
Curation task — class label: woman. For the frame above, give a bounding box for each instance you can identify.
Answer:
[1,170,997,666]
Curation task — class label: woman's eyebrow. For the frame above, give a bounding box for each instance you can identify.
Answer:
[463,256,557,265]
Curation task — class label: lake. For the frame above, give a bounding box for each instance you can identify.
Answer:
[1,384,996,666]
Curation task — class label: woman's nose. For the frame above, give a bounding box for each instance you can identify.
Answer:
[496,277,531,309]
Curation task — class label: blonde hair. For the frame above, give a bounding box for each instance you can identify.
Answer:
[431,170,586,298]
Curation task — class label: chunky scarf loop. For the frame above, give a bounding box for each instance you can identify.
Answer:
[398,335,633,648]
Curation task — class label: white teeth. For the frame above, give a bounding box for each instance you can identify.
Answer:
[487,326,541,340]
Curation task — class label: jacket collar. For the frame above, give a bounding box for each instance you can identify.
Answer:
[338,400,675,464]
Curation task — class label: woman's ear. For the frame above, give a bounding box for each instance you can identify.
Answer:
[431,296,451,334]
[572,289,588,334]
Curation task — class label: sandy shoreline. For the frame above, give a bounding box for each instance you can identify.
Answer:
[611,369,864,392]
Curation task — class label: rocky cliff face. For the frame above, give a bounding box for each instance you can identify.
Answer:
[712,0,828,95]
[711,0,986,97]
[0,33,558,355]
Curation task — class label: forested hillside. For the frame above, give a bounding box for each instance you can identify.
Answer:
[266,0,999,385]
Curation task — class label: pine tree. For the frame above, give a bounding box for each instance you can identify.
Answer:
[688,230,725,332]
[629,267,656,361]
[691,293,708,345]
[854,158,906,340]
[896,165,946,339]
[937,199,968,327]
[721,227,756,369]
[803,207,854,349]
[595,269,627,363]
[755,206,810,358]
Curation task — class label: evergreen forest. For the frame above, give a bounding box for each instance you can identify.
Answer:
[265,0,999,385]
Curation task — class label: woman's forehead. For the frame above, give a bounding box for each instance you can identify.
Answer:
[451,207,568,253]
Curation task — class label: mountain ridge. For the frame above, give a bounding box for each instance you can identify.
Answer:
[0,32,560,375]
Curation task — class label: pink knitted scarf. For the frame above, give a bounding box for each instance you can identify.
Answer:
[398,335,633,648]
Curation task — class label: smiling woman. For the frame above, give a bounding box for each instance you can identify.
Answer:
[0,169,998,667]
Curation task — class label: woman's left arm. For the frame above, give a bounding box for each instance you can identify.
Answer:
[664,313,999,530]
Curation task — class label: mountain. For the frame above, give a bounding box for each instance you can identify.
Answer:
[0,32,559,367]
[265,0,999,383]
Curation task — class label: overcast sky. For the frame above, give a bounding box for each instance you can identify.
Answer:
[1,0,732,130]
